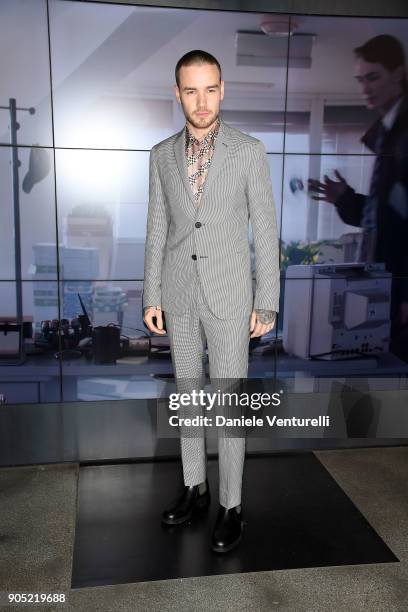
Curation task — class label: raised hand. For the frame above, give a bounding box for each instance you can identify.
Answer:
[308,169,349,204]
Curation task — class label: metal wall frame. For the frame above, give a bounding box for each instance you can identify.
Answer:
[82,0,408,18]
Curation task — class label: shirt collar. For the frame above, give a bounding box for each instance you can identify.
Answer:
[381,96,403,131]
[185,117,220,148]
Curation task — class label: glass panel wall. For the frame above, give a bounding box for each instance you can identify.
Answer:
[1,0,407,413]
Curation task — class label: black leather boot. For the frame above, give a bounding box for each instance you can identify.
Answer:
[161,478,210,525]
[211,504,243,553]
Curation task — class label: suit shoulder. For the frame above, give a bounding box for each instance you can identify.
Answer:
[151,130,181,156]
[223,122,262,147]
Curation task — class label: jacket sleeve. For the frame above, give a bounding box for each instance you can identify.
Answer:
[142,147,169,309]
[246,140,280,312]
[393,134,408,302]
[334,185,366,227]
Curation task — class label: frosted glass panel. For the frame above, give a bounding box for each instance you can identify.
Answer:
[49,1,288,151]
[0,147,57,281]
[55,149,149,281]
[0,0,53,147]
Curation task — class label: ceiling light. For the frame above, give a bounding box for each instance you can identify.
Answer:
[260,15,299,37]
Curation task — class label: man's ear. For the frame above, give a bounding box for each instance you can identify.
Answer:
[394,65,406,89]
[220,79,225,101]
[174,84,180,103]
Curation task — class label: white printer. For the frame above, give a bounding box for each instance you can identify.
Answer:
[283,263,391,360]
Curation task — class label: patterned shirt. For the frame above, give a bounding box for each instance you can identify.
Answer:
[185,117,220,204]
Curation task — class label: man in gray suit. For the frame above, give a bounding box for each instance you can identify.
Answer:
[143,50,280,553]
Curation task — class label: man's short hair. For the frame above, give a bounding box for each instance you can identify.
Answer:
[354,34,408,92]
[175,50,222,88]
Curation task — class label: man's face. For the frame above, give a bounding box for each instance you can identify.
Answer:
[174,62,224,130]
[354,57,404,111]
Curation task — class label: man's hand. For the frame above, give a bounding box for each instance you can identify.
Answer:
[143,307,166,335]
[250,309,276,338]
[308,170,349,204]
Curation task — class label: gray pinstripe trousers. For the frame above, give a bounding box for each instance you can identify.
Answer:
[164,268,251,509]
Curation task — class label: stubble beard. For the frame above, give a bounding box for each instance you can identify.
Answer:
[183,106,219,131]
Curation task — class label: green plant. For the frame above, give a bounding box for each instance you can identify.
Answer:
[280,239,341,271]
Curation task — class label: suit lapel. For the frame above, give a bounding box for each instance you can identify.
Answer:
[174,126,196,207]
[173,117,231,215]
[201,119,230,203]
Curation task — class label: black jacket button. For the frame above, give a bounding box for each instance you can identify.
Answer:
[192,254,197,260]
[195,222,202,228]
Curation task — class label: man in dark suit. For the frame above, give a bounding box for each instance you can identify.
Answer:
[308,35,408,360]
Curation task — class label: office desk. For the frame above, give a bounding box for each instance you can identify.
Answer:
[0,345,407,403]
[1,348,407,466]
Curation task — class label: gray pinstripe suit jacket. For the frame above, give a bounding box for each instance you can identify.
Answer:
[143,117,280,320]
